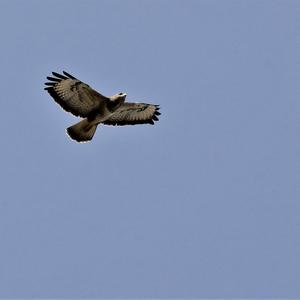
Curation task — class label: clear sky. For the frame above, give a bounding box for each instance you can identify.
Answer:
[0,0,299,298]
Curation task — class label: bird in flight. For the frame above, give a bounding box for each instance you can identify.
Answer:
[44,71,160,142]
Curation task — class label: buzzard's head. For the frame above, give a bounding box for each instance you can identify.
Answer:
[111,92,126,102]
[108,92,127,110]
[118,92,127,98]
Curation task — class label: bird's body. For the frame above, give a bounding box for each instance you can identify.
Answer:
[44,71,160,142]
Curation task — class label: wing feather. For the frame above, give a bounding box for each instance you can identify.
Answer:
[52,72,68,80]
[63,71,77,79]
[46,76,61,82]
[44,71,109,117]
[103,102,160,126]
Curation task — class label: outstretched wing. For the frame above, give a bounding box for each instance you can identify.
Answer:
[44,71,109,117]
[103,102,160,126]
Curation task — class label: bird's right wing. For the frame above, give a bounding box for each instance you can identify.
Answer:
[44,71,109,118]
[103,102,160,126]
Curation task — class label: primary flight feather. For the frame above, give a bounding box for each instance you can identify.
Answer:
[44,71,160,142]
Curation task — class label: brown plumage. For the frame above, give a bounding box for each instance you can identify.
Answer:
[44,71,160,142]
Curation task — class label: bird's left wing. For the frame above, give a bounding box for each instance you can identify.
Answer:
[44,71,109,118]
[103,102,160,126]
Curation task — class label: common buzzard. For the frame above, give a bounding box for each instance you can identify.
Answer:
[44,71,160,142]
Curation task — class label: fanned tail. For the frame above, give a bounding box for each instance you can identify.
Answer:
[66,119,98,143]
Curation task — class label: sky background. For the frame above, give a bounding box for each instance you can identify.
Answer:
[0,0,299,298]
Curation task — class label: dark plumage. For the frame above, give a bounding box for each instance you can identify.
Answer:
[44,71,160,142]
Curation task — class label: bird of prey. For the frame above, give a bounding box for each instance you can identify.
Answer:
[44,71,160,142]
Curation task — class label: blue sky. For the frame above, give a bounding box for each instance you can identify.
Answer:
[0,0,299,298]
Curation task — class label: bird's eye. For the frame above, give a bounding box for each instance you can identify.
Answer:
[119,92,123,95]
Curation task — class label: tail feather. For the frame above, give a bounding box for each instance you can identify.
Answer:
[66,119,98,143]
